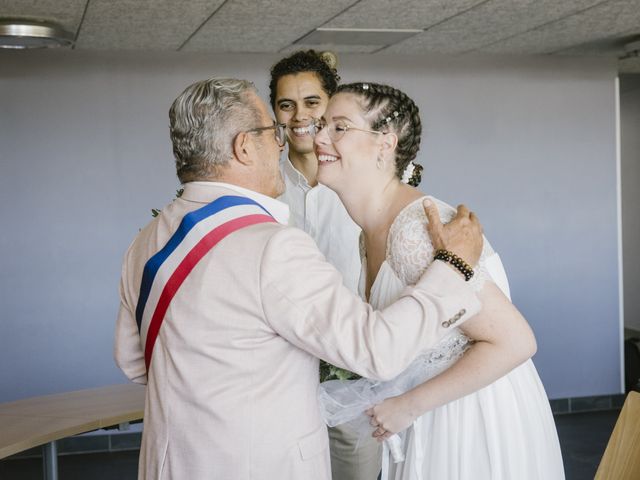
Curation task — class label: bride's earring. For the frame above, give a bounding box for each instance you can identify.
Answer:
[376,155,385,169]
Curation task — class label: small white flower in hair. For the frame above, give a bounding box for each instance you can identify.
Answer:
[401,162,415,184]
[362,83,369,90]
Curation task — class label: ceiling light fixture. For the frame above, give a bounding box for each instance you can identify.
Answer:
[0,20,74,49]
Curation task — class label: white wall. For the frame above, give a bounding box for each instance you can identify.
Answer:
[621,76,640,332]
[0,50,621,402]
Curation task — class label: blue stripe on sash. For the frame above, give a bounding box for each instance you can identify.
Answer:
[135,195,272,332]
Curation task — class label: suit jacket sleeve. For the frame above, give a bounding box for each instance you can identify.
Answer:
[260,227,482,381]
[113,243,148,385]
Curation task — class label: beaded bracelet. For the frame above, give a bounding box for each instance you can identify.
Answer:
[433,249,475,281]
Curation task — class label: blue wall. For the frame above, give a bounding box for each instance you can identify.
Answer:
[0,50,621,402]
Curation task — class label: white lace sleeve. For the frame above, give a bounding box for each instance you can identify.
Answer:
[386,196,493,291]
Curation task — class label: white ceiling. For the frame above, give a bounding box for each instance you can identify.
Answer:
[1,0,639,72]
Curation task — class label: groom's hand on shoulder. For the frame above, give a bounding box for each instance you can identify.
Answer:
[423,199,483,268]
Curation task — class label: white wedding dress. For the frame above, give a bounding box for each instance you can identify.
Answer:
[319,196,565,480]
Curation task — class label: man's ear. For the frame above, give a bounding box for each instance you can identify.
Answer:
[233,131,255,167]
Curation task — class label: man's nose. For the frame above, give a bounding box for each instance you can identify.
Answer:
[293,106,310,121]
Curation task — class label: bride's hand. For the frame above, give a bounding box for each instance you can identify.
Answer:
[365,395,418,442]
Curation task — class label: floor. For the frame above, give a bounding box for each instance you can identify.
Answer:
[555,409,620,479]
[0,410,620,480]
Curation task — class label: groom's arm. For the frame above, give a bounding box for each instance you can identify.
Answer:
[260,227,481,381]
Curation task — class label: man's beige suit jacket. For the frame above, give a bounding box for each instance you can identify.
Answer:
[115,182,481,480]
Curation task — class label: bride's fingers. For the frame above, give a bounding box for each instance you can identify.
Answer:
[373,427,387,437]
[369,416,379,427]
[365,408,374,417]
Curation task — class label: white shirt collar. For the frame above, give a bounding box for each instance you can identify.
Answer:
[281,157,312,191]
[188,181,290,225]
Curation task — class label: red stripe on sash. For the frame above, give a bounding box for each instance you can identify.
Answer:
[144,213,275,371]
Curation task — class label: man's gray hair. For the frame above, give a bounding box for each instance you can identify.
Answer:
[169,78,258,183]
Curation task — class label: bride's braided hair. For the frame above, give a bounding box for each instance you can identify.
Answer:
[336,82,423,186]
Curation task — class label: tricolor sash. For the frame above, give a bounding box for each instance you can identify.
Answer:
[135,195,277,371]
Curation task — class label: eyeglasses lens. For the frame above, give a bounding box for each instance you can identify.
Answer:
[310,121,344,142]
[276,124,285,146]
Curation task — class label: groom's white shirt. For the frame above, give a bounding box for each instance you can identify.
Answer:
[114,181,482,480]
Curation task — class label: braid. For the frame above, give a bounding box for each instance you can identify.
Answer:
[336,82,423,186]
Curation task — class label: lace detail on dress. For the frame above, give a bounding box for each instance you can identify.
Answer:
[385,196,492,292]
[402,330,473,388]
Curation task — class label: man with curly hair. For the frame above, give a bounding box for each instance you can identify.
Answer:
[269,50,381,480]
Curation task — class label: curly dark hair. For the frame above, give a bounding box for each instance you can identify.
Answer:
[336,82,424,187]
[269,50,340,108]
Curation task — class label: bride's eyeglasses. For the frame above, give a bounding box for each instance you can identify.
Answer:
[309,119,383,143]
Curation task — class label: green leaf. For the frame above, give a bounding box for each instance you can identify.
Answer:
[319,360,359,382]
[150,188,183,217]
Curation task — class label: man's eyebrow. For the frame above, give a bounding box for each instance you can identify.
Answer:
[276,95,322,106]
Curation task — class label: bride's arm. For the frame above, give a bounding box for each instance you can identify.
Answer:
[367,280,536,440]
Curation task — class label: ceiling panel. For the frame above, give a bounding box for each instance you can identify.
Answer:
[325,0,483,30]
[0,0,638,74]
[182,0,355,52]
[478,0,640,55]
[280,43,381,54]
[76,0,224,50]
[296,28,421,46]
[0,0,87,34]
[384,0,603,55]
[554,28,639,56]
[620,56,640,72]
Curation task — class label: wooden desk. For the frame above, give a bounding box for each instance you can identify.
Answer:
[0,384,145,480]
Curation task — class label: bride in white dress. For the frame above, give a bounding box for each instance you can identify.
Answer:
[311,82,565,480]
